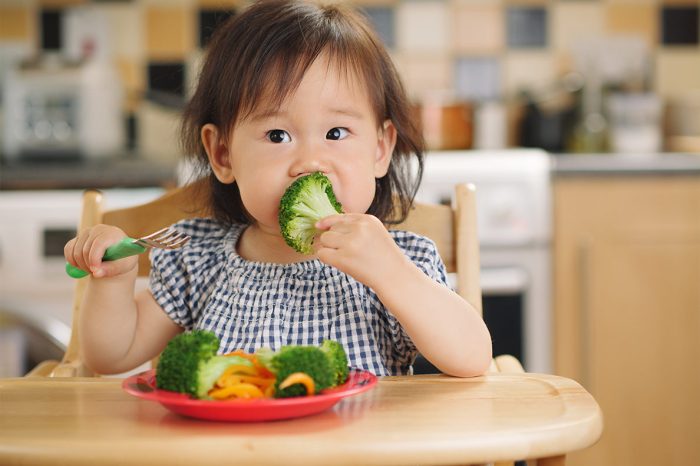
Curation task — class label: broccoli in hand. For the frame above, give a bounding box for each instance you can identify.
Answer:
[256,340,350,398]
[278,172,343,254]
[156,330,253,399]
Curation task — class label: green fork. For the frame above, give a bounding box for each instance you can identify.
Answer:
[65,227,190,279]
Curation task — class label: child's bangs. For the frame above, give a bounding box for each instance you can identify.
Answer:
[236,50,320,124]
[236,34,384,126]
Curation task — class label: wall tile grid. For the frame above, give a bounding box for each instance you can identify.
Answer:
[1,0,699,144]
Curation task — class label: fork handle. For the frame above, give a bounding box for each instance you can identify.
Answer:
[65,238,147,279]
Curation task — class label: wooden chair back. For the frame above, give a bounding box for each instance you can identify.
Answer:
[29,180,524,379]
[393,183,482,315]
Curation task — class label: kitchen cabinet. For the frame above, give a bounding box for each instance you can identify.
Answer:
[553,175,700,466]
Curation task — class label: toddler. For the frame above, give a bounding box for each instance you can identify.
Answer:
[64,0,491,377]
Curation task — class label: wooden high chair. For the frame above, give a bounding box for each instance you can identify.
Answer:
[26,179,523,379]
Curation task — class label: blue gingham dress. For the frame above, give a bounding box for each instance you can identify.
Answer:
[149,218,450,376]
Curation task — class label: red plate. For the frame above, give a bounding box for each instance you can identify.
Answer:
[122,368,377,422]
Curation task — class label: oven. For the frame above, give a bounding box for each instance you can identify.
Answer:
[0,188,163,376]
[413,150,552,374]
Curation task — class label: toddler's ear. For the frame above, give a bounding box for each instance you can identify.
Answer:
[201,124,235,184]
[374,119,396,178]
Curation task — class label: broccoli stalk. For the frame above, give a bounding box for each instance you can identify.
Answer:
[256,340,350,398]
[278,172,343,254]
[156,330,253,399]
[320,339,350,386]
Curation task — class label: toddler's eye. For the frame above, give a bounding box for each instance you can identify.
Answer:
[326,127,349,141]
[267,129,291,143]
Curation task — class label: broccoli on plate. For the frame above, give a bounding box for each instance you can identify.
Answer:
[156,331,351,400]
[156,330,253,399]
[278,172,343,254]
[256,340,350,398]
[320,339,350,386]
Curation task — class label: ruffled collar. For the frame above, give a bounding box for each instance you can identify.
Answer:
[221,223,345,282]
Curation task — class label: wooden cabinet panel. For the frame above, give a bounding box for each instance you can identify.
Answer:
[553,176,700,466]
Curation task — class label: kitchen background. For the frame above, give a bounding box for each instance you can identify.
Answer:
[0,0,699,157]
[0,2,699,466]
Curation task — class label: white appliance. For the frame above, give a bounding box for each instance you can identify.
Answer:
[0,188,163,376]
[2,58,124,159]
[415,149,552,374]
[2,7,124,160]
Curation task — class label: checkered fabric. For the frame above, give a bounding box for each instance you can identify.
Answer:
[150,218,450,376]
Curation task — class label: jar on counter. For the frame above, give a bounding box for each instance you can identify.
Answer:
[414,93,473,150]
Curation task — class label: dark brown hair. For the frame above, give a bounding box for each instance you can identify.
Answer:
[181,0,424,225]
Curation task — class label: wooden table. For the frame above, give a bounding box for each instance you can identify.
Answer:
[0,373,602,466]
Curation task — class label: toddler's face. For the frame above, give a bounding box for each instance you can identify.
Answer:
[218,53,396,236]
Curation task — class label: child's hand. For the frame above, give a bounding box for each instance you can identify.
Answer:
[314,214,409,289]
[64,225,138,278]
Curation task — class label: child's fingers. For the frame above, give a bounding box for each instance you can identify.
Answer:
[315,230,345,250]
[91,256,138,278]
[64,226,128,277]
[315,213,348,230]
[86,230,126,274]
[70,232,92,273]
[64,237,81,268]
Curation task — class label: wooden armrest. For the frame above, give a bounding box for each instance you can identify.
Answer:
[494,354,525,374]
[49,361,95,378]
[25,360,60,377]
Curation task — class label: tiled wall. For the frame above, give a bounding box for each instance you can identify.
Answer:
[1,0,699,148]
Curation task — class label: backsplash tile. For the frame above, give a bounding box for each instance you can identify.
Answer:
[392,53,452,99]
[655,49,700,98]
[198,8,235,48]
[103,2,144,61]
[0,6,33,41]
[503,51,556,95]
[453,3,504,54]
[396,0,450,53]
[506,6,548,49]
[606,3,657,47]
[147,61,185,96]
[40,8,63,51]
[454,57,501,102]
[144,6,194,60]
[361,6,395,49]
[661,6,699,45]
[552,2,604,51]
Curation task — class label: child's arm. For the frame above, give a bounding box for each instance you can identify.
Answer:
[65,225,182,374]
[315,214,492,377]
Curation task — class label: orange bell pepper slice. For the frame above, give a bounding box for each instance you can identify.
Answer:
[223,350,275,378]
[209,383,264,400]
[278,372,315,396]
[219,364,259,379]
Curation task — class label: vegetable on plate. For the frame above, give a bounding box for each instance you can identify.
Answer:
[155,330,350,400]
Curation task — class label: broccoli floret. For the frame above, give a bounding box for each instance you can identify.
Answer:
[256,340,349,398]
[278,172,343,254]
[156,330,252,399]
[320,340,349,386]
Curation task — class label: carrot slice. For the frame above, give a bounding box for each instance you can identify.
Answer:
[278,372,315,396]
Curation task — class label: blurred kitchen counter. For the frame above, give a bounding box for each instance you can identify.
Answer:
[4,152,700,190]
[0,155,179,190]
[551,152,700,176]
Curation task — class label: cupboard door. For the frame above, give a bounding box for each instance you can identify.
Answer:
[554,177,700,466]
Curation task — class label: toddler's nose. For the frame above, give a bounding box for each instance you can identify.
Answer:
[289,145,330,177]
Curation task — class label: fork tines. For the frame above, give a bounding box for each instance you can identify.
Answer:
[136,227,191,250]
